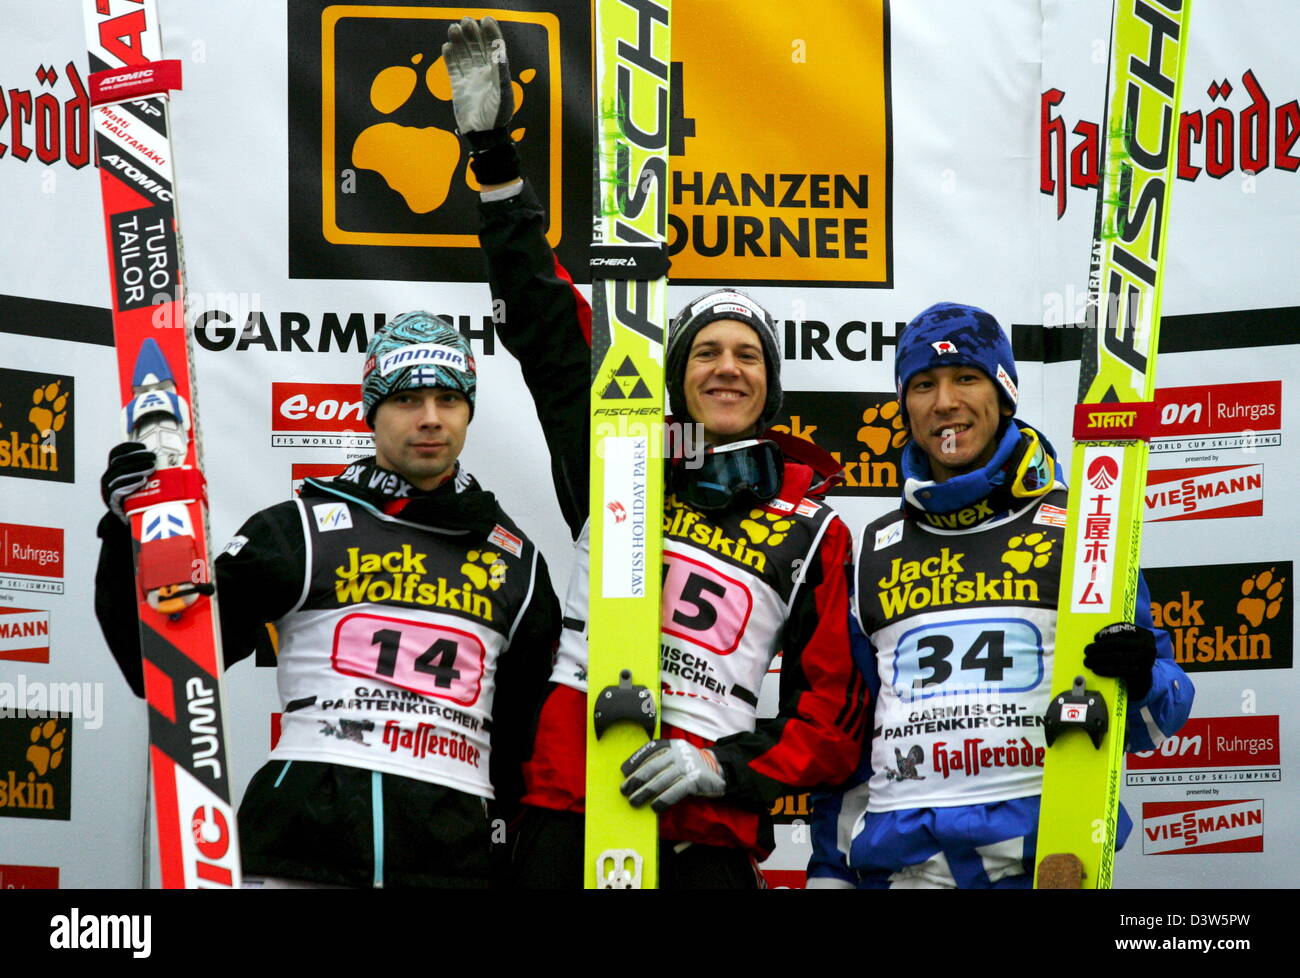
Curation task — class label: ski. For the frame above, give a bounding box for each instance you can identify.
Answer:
[1035,0,1192,889]
[85,0,241,889]
[583,0,672,889]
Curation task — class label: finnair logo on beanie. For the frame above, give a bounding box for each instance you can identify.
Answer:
[932,340,958,355]
[378,343,470,377]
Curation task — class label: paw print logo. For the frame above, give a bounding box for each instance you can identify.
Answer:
[29,381,70,440]
[461,549,507,590]
[856,399,908,460]
[741,509,795,547]
[1237,568,1285,627]
[352,52,535,214]
[26,719,66,776]
[1002,532,1053,573]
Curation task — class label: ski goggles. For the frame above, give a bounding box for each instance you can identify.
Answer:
[673,438,783,510]
[1010,426,1056,498]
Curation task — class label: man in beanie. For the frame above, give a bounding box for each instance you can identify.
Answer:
[94,311,560,887]
[806,302,1193,888]
[445,18,864,887]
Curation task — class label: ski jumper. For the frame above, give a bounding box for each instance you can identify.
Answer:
[478,180,866,869]
[96,459,559,887]
[807,421,1194,888]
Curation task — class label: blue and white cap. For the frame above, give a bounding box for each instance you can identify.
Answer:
[362,311,477,426]
[895,302,1018,423]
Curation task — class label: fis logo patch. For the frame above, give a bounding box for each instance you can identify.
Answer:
[874,520,904,551]
[313,503,353,532]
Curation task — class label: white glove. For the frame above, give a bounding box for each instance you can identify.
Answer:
[620,739,726,813]
[442,16,514,134]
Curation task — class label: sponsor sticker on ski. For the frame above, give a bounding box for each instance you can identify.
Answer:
[600,437,649,599]
[1069,447,1122,612]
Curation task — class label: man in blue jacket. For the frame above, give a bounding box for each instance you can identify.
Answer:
[808,302,1193,889]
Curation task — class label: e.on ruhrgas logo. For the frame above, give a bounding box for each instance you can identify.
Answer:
[1144,464,1263,522]
[670,0,891,286]
[1142,799,1264,855]
[0,368,74,484]
[1126,715,1281,786]
[271,383,373,450]
[771,390,906,496]
[1148,381,1282,454]
[1145,561,1292,673]
[0,523,64,595]
[288,2,585,283]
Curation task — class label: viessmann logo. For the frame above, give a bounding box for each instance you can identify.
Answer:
[1142,799,1264,855]
[1144,464,1263,522]
[0,608,51,664]
[271,383,373,450]
[1127,715,1280,786]
[288,3,579,284]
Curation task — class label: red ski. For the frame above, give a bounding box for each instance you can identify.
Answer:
[85,0,240,889]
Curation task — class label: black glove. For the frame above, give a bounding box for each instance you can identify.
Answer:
[1083,622,1156,701]
[100,442,156,521]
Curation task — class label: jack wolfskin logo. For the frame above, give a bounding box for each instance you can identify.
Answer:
[290,4,584,283]
[1146,561,1293,673]
[0,370,75,484]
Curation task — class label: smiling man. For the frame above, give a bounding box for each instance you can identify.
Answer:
[442,15,864,888]
[95,311,559,888]
[807,301,1194,889]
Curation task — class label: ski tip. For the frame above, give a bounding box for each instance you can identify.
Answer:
[1036,853,1086,889]
[132,337,176,389]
